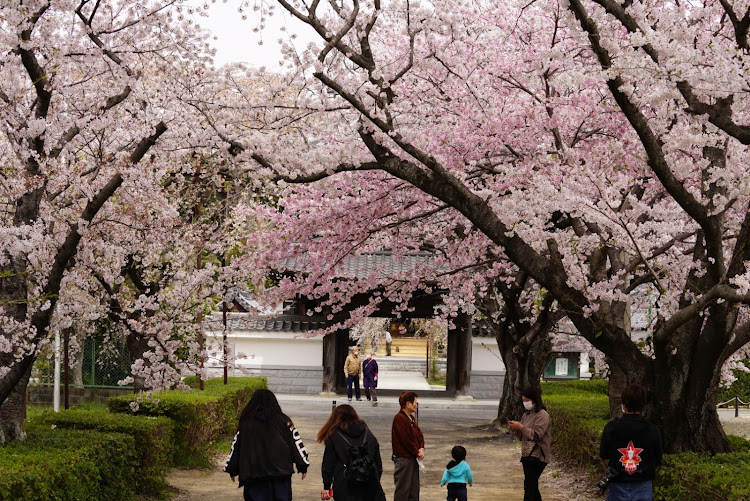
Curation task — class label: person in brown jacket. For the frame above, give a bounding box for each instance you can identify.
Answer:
[508,386,551,501]
[391,391,425,501]
[344,346,362,401]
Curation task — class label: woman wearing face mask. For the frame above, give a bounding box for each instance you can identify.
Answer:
[508,386,551,501]
[362,351,379,406]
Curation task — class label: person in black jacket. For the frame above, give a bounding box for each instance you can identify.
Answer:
[600,383,663,501]
[318,404,386,501]
[224,389,310,501]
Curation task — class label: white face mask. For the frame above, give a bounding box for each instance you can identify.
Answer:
[366,354,372,359]
[523,400,534,411]
[353,351,359,356]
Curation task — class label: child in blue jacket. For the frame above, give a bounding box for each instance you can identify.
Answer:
[440,445,473,501]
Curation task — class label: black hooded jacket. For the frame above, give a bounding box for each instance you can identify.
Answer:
[600,413,662,483]
[224,407,309,486]
[321,420,385,501]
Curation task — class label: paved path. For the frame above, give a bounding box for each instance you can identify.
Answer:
[169,396,596,501]
[375,370,433,391]
[168,382,750,501]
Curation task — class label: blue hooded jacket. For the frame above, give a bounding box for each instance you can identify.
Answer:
[441,459,473,486]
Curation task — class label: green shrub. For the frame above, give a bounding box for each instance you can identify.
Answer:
[542,381,610,476]
[0,427,138,500]
[107,376,267,467]
[728,434,750,453]
[654,449,750,500]
[34,409,174,495]
[543,379,609,396]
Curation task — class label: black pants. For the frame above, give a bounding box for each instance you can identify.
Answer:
[347,375,361,400]
[243,476,292,501]
[522,459,546,501]
[446,483,467,501]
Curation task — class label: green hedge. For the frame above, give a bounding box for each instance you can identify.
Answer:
[0,427,138,500]
[654,450,750,500]
[107,376,267,467]
[542,380,610,476]
[542,380,750,499]
[34,409,174,495]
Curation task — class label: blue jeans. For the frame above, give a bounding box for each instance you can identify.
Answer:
[347,375,361,400]
[607,480,653,501]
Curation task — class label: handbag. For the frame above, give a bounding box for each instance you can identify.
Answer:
[521,438,545,463]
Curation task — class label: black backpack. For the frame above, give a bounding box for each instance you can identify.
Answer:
[338,430,378,486]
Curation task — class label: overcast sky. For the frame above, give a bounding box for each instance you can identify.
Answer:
[192,1,320,68]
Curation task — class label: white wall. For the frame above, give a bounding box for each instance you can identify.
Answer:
[471,337,506,372]
[205,330,323,368]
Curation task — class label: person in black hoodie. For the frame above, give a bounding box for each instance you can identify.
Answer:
[600,383,662,501]
[224,389,310,501]
[318,404,386,501]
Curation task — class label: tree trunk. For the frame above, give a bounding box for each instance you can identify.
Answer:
[650,366,729,453]
[73,345,84,386]
[606,356,627,418]
[127,334,152,392]
[647,306,734,453]
[0,362,32,444]
[0,250,32,443]
[494,328,552,426]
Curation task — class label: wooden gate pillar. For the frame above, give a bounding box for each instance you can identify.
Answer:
[446,312,472,396]
[322,328,350,393]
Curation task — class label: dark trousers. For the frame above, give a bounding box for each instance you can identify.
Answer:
[347,375,361,400]
[393,457,420,501]
[446,483,467,501]
[243,476,292,501]
[522,459,546,501]
[364,386,378,402]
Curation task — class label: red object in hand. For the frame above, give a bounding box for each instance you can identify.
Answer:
[329,489,333,498]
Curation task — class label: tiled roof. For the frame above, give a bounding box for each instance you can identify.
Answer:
[472,322,495,338]
[217,289,277,314]
[206,314,326,333]
[278,251,439,280]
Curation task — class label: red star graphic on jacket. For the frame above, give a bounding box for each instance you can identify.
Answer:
[617,441,644,474]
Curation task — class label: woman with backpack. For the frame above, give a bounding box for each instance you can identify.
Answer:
[318,404,386,501]
[224,389,310,501]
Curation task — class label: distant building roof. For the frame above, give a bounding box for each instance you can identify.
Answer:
[217,289,279,315]
[206,313,327,333]
[472,322,495,338]
[278,250,439,280]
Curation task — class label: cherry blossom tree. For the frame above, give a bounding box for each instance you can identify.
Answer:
[224,0,750,453]
[0,0,230,442]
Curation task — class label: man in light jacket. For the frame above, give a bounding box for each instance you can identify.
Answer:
[344,346,362,401]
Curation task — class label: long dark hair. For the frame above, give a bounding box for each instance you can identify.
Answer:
[317,404,364,443]
[239,389,293,429]
[521,385,546,412]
